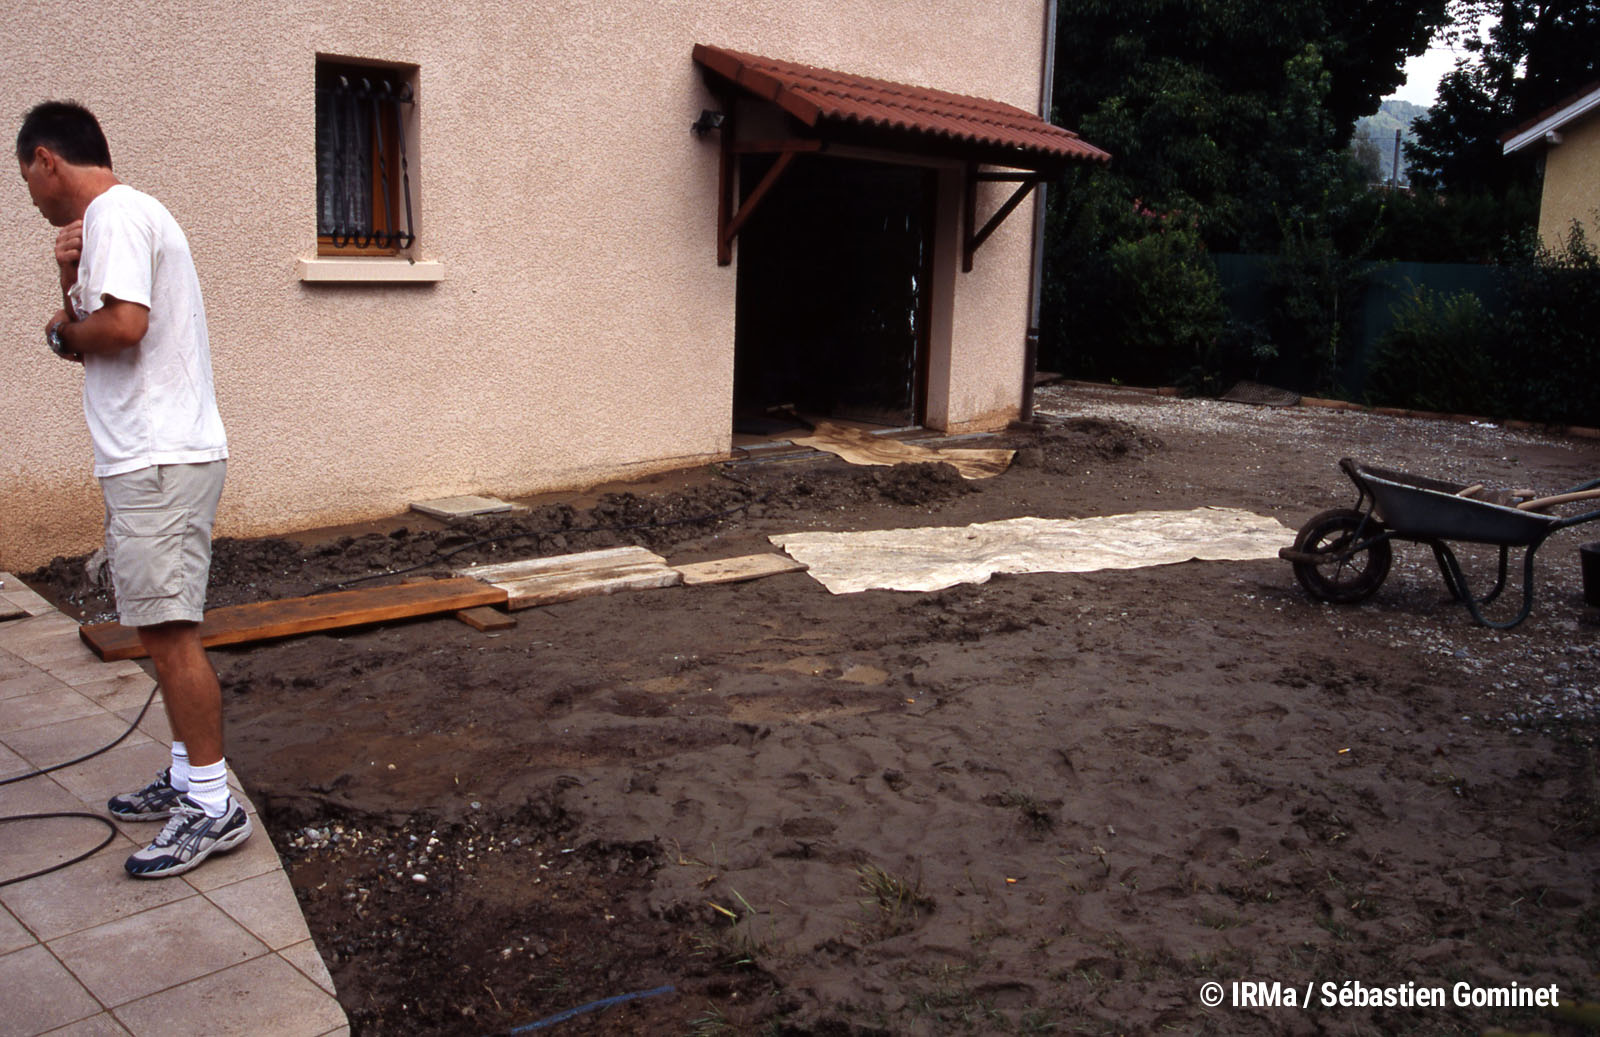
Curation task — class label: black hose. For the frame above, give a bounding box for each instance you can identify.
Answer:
[0,678,160,886]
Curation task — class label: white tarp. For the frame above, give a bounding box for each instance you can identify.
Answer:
[770,507,1292,594]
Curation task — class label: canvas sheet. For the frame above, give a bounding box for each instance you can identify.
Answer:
[790,422,1014,479]
[770,507,1292,594]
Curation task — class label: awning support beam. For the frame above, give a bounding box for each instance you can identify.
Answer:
[717,135,824,265]
[963,164,1043,272]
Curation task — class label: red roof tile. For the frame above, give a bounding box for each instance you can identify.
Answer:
[693,44,1110,169]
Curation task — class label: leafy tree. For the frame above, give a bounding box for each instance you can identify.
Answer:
[1051,0,1449,250]
[1041,0,1454,389]
[1407,0,1600,194]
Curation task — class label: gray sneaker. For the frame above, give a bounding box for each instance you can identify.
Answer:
[108,768,183,821]
[124,796,253,879]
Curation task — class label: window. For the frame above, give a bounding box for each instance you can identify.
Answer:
[315,59,417,255]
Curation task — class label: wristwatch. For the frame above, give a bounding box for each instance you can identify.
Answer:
[47,323,70,357]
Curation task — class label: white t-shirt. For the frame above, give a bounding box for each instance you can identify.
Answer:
[70,184,227,478]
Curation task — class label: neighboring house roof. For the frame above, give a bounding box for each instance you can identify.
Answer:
[692,43,1110,171]
[1501,80,1600,154]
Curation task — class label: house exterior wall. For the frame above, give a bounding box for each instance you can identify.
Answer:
[0,0,1049,569]
[1538,112,1600,250]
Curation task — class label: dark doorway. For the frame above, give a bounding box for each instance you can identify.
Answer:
[733,156,935,433]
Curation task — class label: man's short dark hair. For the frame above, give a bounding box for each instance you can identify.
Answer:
[16,101,112,169]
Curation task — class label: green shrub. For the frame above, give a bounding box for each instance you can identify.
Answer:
[1494,220,1600,427]
[1102,222,1226,386]
[1040,200,1225,388]
[1366,286,1498,415]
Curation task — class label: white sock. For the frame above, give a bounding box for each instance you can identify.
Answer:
[186,759,232,818]
[169,742,191,793]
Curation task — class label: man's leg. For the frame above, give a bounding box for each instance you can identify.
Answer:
[122,620,251,878]
[105,463,250,877]
[137,621,222,766]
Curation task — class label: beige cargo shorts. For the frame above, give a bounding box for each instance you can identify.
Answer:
[99,461,226,627]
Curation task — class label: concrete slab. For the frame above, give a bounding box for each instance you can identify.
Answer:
[409,494,519,519]
[38,1015,132,1036]
[1,835,189,943]
[0,573,56,617]
[49,897,268,1007]
[112,954,346,1037]
[0,945,104,1036]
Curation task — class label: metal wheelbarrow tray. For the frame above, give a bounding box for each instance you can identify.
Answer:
[1280,458,1600,629]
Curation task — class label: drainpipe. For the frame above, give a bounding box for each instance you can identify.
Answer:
[1022,0,1058,423]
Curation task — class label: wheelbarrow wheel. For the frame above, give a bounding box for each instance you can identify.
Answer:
[1292,508,1392,604]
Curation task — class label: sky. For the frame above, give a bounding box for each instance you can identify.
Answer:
[1384,12,1498,107]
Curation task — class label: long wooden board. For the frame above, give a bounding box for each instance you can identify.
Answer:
[79,577,508,661]
[673,553,808,586]
[454,545,681,610]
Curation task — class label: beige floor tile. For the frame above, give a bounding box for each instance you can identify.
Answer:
[0,742,31,781]
[0,666,67,702]
[111,954,346,1037]
[0,815,125,896]
[18,641,101,675]
[51,896,269,1007]
[2,714,153,772]
[0,612,79,645]
[0,619,84,659]
[0,945,105,1037]
[73,672,157,713]
[316,1027,351,1037]
[48,741,170,812]
[0,775,93,823]
[0,650,39,682]
[1,834,192,942]
[45,656,144,689]
[120,706,171,745]
[278,939,337,997]
[0,687,102,736]
[38,1013,131,1036]
[0,574,55,616]
[0,902,34,955]
[204,870,312,951]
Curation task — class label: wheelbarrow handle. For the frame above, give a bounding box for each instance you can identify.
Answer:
[1553,506,1600,532]
[1516,488,1600,512]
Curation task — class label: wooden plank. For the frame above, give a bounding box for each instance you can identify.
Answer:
[455,546,681,611]
[454,545,663,584]
[674,553,808,587]
[456,606,517,631]
[79,577,508,662]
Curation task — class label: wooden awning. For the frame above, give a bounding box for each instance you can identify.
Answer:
[693,44,1111,268]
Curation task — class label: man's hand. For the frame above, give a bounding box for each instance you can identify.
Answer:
[54,219,82,292]
[49,298,146,360]
[46,309,83,364]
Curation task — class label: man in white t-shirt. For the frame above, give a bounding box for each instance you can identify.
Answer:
[18,101,250,879]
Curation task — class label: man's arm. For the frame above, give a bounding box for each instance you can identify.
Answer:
[55,220,82,311]
[49,298,148,356]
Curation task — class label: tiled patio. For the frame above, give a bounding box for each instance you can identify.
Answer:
[0,573,348,1037]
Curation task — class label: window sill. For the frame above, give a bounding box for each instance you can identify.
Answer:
[297,257,444,283]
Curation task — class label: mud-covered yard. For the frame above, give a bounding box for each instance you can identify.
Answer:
[28,384,1600,1036]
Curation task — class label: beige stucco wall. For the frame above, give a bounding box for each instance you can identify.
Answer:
[1,0,1050,569]
[1538,112,1600,250]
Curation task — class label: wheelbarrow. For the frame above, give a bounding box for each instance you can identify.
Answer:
[1280,458,1600,629]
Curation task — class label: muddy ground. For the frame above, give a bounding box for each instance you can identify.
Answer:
[28,384,1600,1036]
